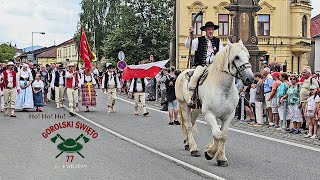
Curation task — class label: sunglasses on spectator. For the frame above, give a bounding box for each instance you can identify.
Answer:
[290,78,296,80]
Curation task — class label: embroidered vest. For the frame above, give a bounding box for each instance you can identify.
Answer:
[194,36,220,66]
[133,78,145,92]
[66,71,79,88]
[54,71,65,87]
[3,70,17,88]
[104,72,118,88]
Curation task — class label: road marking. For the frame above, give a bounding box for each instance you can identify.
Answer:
[118,97,320,153]
[65,106,226,180]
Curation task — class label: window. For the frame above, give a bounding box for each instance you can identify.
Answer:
[258,15,270,36]
[302,15,307,38]
[218,14,229,36]
[192,13,203,36]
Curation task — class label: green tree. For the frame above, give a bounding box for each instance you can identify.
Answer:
[76,0,174,65]
[0,43,16,63]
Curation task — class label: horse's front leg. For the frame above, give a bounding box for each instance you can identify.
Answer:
[203,111,223,160]
[181,105,200,157]
[215,111,234,167]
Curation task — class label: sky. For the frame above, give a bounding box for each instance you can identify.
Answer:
[0,0,319,49]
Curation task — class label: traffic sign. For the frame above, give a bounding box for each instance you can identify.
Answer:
[117,60,127,71]
[118,51,125,61]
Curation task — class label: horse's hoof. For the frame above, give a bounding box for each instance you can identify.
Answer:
[184,145,190,151]
[191,151,201,157]
[204,152,213,160]
[217,160,228,167]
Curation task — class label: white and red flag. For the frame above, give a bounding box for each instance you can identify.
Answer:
[122,60,169,80]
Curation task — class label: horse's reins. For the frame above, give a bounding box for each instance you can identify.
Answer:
[223,46,252,79]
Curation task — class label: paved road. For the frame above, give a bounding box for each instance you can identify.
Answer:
[1,90,320,180]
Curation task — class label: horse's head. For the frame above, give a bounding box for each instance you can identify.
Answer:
[223,39,254,86]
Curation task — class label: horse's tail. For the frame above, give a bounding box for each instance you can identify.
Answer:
[179,105,185,131]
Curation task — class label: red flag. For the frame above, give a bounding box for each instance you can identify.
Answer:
[79,28,94,73]
[122,60,169,80]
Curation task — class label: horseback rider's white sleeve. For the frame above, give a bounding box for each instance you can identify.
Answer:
[185,37,198,51]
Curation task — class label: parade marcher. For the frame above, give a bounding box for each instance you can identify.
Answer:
[32,74,44,112]
[16,64,34,111]
[28,62,37,80]
[185,21,224,108]
[51,64,65,108]
[48,63,56,101]
[0,72,4,111]
[65,63,80,116]
[129,77,150,116]
[40,65,49,105]
[93,66,100,88]
[102,63,121,113]
[80,69,97,112]
[2,62,20,117]
[98,67,104,89]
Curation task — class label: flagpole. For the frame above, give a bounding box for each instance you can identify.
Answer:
[77,28,81,69]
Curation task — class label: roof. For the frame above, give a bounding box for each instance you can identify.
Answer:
[57,38,75,47]
[37,46,57,58]
[311,14,320,37]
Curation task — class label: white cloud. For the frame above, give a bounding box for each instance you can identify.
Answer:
[0,0,81,49]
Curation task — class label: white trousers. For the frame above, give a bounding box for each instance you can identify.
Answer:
[55,86,65,106]
[106,88,117,108]
[67,88,78,114]
[188,66,206,89]
[255,101,264,124]
[134,92,147,114]
[4,88,17,115]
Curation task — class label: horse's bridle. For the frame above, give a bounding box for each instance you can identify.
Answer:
[224,56,252,79]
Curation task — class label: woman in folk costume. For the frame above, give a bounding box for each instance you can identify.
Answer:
[102,63,121,113]
[65,63,80,116]
[16,64,34,111]
[80,67,97,112]
[39,65,49,105]
[32,73,44,112]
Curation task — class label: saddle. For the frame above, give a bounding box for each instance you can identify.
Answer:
[185,68,209,109]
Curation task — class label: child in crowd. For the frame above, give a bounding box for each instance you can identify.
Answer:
[304,85,319,139]
[314,102,320,139]
[32,74,44,112]
[254,73,264,125]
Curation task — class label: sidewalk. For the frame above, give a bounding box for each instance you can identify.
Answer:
[119,94,320,148]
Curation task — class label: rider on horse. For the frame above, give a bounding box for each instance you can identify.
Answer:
[185,21,224,108]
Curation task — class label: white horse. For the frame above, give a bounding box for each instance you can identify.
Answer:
[175,40,254,167]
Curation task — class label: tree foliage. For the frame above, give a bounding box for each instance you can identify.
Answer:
[0,44,16,63]
[76,0,174,65]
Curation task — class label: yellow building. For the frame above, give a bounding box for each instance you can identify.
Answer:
[37,47,57,65]
[176,0,312,73]
[56,38,78,65]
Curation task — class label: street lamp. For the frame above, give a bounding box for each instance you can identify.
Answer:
[267,36,283,63]
[32,32,45,64]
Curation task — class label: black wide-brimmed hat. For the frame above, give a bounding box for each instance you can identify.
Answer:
[200,21,219,31]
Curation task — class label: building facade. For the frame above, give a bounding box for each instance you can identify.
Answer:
[56,38,78,65]
[176,0,312,73]
[37,46,57,65]
[311,14,320,72]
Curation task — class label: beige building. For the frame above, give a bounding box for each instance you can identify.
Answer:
[37,46,57,65]
[56,38,78,65]
[176,0,312,73]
